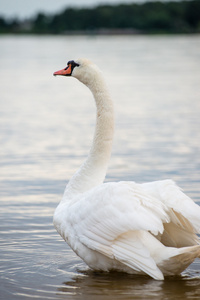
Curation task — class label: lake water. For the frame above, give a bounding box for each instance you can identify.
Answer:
[0,34,200,299]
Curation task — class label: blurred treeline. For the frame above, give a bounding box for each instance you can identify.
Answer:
[0,0,200,34]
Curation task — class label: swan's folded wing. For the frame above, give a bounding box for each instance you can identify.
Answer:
[161,180,200,233]
[73,182,169,240]
[142,180,200,233]
[69,181,169,278]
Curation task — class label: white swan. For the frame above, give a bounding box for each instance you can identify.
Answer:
[53,58,200,280]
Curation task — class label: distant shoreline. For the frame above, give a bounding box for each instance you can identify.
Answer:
[1,30,200,36]
[0,1,200,35]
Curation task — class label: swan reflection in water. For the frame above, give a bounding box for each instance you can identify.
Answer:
[57,267,200,300]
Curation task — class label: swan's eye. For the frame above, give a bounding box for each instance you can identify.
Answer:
[63,61,79,74]
[67,60,80,69]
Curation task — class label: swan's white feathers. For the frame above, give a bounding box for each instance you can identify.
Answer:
[56,181,168,279]
[70,181,169,239]
[53,58,200,279]
[112,231,164,280]
[54,181,170,279]
[54,179,200,279]
[162,221,199,247]
[142,180,200,233]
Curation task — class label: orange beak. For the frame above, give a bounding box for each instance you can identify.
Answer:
[53,64,72,76]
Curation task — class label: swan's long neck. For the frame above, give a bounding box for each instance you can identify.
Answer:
[64,72,114,198]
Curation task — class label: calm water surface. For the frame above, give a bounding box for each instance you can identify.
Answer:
[0,35,200,299]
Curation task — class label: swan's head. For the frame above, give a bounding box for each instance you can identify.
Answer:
[53,58,103,87]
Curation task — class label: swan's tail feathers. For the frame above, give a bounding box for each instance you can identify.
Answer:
[112,231,164,280]
[159,245,200,276]
[113,231,200,279]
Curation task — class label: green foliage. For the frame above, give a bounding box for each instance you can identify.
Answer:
[0,17,20,33]
[185,0,200,28]
[33,13,50,33]
[0,1,200,34]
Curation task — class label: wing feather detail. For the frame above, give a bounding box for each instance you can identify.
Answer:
[112,231,164,280]
[142,180,200,233]
[68,181,169,278]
